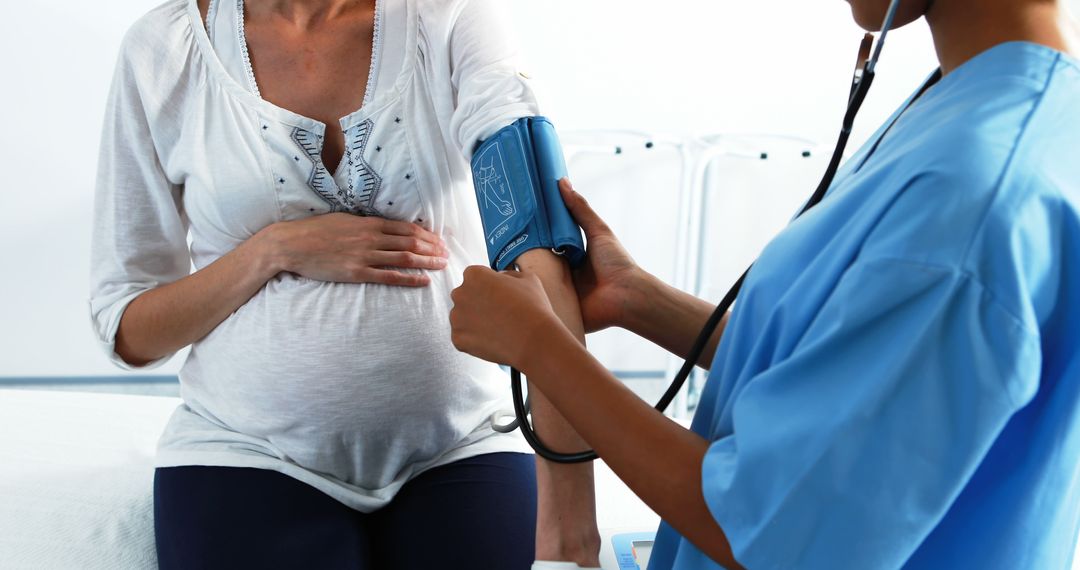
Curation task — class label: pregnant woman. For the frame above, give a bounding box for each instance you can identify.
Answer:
[89,0,599,567]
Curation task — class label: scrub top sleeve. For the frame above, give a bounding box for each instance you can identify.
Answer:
[446,0,541,158]
[88,42,191,371]
[703,257,1039,569]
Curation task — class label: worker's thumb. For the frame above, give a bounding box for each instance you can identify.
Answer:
[559,178,611,239]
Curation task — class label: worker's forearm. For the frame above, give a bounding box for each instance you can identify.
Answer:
[514,249,600,564]
[622,272,728,369]
[114,229,280,366]
[519,329,742,569]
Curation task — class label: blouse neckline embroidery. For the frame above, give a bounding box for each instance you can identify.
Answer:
[215,0,392,214]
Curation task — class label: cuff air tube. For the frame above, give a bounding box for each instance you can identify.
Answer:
[470,117,586,271]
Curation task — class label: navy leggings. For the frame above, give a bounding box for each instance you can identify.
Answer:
[154,453,537,569]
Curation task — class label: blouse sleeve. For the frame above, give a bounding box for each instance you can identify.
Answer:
[702,257,1039,569]
[88,35,191,370]
[446,0,541,157]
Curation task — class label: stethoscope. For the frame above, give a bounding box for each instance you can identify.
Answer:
[500,0,925,463]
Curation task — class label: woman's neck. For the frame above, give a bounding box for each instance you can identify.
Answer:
[927,0,1074,74]
[249,0,372,29]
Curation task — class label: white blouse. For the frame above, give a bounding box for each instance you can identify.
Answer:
[90,0,539,510]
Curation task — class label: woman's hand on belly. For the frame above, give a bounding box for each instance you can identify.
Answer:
[264,213,449,286]
[114,214,449,366]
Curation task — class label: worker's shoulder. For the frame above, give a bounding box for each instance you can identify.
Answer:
[862,54,1079,279]
[1007,54,1080,190]
[930,55,1080,316]
[914,50,1080,206]
[934,45,1079,184]
[976,53,1080,228]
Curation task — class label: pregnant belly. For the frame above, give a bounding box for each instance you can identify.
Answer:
[180,272,507,487]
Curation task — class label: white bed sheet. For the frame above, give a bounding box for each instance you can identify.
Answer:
[0,388,658,569]
[0,389,178,569]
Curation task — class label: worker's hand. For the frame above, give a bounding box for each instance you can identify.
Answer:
[450,266,565,368]
[559,179,647,333]
[261,213,449,286]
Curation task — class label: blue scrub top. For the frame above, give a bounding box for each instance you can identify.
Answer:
[651,42,1080,569]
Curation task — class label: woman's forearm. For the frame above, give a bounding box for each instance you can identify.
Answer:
[114,228,281,366]
[515,249,590,450]
[622,272,728,369]
[114,211,449,366]
[519,328,742,569]
[513,249,601,565]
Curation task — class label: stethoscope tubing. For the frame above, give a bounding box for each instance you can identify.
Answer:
[506,0,905,464]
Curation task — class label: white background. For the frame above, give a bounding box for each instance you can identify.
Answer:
[0,0,1071,377]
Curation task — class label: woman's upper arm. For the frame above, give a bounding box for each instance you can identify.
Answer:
[446,0,540,156]
[89,35,190,369]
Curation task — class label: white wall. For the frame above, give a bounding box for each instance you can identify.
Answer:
[0,3,165,377]
[0,0,999,377]
[513,1,937,147]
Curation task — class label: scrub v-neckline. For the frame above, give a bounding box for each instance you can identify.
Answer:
[233,0,384,178]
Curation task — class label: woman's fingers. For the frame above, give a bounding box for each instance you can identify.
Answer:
[558,178,612,239]
[364,268,432,287]
[369,250,449,271]
[379,235,449,258]
[278,214,451,286]
[379,219,444,246]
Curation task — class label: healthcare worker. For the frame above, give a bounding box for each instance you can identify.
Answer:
[449,0,1080,567]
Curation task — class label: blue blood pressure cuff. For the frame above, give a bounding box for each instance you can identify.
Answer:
[470,117,586,271]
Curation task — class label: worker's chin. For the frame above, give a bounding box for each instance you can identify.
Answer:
[847,0,928,32]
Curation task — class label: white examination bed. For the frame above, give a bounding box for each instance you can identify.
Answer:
[0,389,658,569]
